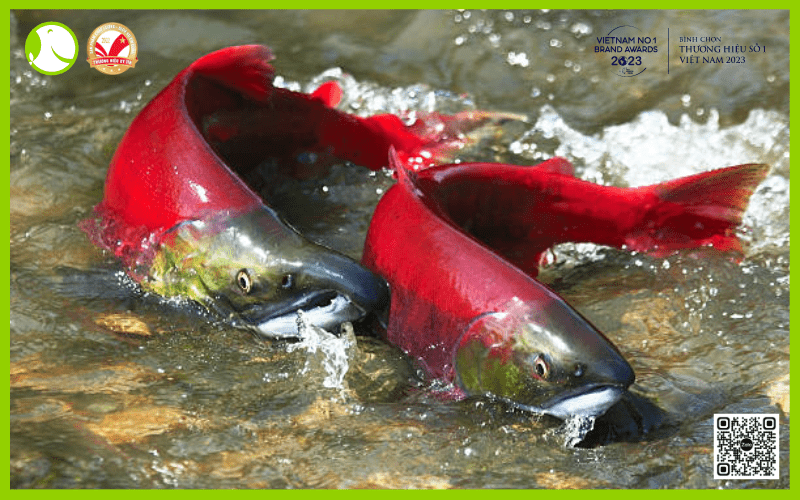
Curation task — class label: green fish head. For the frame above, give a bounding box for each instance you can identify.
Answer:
[146,208,390,338]
[454,298,634,419]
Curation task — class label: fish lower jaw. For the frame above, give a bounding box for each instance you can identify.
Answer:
[509,384,627,420]
[253,294,364,339]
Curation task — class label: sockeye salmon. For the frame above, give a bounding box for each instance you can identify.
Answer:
[81,44,768,420]
[81,45,509,338]
[362,151,767,418]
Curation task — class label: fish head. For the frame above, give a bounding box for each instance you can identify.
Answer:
[454,297,635,419]
[148,208,390,338]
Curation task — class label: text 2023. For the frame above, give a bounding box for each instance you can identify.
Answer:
[611,56,643,66]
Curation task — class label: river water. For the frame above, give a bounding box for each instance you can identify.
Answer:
[10,10,789,488]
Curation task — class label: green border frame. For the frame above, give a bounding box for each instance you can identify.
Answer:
[4,3,795,494]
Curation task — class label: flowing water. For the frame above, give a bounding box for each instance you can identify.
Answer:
[10,10,789,488]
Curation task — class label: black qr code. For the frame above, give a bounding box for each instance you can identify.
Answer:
[714,414,779,479]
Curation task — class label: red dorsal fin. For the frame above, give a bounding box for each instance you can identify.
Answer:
[311,81,343,107]
[190,45,276,103]
[530,157,575,176]
[388,146,419,191]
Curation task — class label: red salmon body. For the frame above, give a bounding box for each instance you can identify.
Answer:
[363,152,767,401]
[81,45,512,339]
[84,45,509,273]
[362,168,575,382]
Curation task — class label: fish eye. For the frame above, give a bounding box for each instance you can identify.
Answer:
[236,269,253,294]
[532,354,550,380]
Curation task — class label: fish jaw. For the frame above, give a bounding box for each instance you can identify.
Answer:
[252,294,364,338]
[517,385,627,420]
[453,301,635,420]
[246,247,390,338]
[146,208,389,338]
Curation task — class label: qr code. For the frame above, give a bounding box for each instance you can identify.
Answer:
[714,414,779,479]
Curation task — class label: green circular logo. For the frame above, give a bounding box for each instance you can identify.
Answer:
[25,22,79,75]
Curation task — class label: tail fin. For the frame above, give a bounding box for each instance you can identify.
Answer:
[626,163,769,256]
[337,110,526,171]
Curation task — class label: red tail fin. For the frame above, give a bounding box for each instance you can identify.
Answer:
[626,163,769,256]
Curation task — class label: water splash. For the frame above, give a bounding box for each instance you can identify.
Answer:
[287,312,357,391]
[559,414,598,447]
[276,67,480,120]
[530,104,788,187]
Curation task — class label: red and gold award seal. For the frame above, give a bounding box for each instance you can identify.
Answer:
[87,23,138,74]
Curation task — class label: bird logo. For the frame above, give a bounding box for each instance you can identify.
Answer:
[25,22,79,75]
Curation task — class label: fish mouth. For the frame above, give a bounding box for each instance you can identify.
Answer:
[205,210,391,339]
[508,383,627,420]
[238,289,369,339]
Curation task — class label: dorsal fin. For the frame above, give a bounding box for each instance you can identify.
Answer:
[388,146,420,194]
[530,157,575,176]
[310,81,343,107]
[191,45,276,103]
